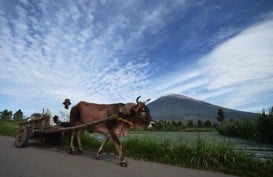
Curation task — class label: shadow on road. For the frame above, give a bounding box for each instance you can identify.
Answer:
[26,139,121,166]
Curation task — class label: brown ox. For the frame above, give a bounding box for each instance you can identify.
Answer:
[69,96,153,167]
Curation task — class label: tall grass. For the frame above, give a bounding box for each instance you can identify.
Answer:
[80,132,273,177]
[216,119,257,140]
[217,115,273,144]
[0,122,17,136]
[1,123,272,177]
[256,115,273,144]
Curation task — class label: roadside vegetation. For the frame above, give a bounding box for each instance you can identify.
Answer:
[1,108,273,177]
[0,109,24,136]
[1,121,272,177]
[0,122,17,136]
[80,132,273,177]
[150,119,215,132]
[216,107,273,144]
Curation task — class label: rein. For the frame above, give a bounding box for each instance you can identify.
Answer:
[116,117,134,128]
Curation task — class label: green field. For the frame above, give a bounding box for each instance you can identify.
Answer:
[0,122,17,136]
[1,122,273,177]
[88,130,273,160]
[84,131,273,177]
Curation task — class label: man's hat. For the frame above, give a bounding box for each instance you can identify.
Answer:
[63,98,71,105]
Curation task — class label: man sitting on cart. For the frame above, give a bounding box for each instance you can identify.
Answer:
[53,98,71,127]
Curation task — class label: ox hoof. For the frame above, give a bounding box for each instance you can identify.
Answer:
[76,148,82,155]
[120,160,128,167]
[69,148,77,155]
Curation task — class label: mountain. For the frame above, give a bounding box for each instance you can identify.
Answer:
[147,94,258,121]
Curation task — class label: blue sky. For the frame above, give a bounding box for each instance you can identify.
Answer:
[0,0,273,116]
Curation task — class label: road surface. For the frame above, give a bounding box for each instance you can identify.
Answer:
[0,135,237,177]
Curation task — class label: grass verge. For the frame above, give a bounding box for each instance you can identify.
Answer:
[1,123,272,177]
[81,132,273,177]
[0,122,17,136]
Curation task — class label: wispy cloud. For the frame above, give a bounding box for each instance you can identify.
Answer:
[0,0,272,115]
[151,17,273,112]
[0,0,160,114]
[199,18,273,89]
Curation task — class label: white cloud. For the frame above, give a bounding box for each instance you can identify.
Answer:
[0,1,154,115]
[200,20,273,89]
[208,27,239,47]
[151,17,273,112]
[154,70,201,93]
[0,0,272,115]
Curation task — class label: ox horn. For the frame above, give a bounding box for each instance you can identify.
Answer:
[144,99,151,104]
[136,96,141,104]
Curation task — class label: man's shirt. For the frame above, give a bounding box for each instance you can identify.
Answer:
[58,107,70,122]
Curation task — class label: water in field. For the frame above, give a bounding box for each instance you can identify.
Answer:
[123,131,273,160]
[89,131,273,160]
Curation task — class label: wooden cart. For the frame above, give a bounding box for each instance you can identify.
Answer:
[14,113,114,148]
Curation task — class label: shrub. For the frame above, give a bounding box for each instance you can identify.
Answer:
[216,119,256,140]
[0,122,17,136]
[217,114,273,145]
[256,114,273,144]
[80,132,273,177]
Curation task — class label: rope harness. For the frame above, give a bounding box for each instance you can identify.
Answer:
[116,117,134,128]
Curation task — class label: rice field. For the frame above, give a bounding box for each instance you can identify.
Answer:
[90,131,273,160]
[85,131,273,177]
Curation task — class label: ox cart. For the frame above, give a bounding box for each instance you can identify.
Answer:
[14,113,114,148]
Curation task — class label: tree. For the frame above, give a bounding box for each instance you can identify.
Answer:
[13,109,24,122]
[268,106,273,117]
[217,108,225,122]
[261,108,266,117]
[0,109,13,122]
[177,121,184,128]
[197,120,203,127]
[171,121,177,127]
[187,120,194,128]
[204,120,212,127]
[257,107,273,143]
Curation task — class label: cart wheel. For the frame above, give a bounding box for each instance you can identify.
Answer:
[15,126,29,148]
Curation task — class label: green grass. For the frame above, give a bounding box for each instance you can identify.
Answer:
[185,127,215,132]
[216,119,257,140]
[1,123,272,177]
[0,122,17,136]
[80,132,273,177]
[217,116,273,144]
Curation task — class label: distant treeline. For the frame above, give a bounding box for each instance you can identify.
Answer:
[0,109,43,122]
[151,119,215,131]
[0,109,25,122]
[216,106,273,144]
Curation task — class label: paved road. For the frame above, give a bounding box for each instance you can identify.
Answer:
[0,135,237,177]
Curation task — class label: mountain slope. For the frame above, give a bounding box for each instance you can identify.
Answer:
[147,94,257,121]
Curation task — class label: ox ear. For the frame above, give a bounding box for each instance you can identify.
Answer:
[120,103,136,115]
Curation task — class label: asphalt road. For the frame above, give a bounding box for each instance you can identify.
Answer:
[0,135,237,177]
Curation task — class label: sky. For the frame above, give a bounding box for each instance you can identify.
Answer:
[0,0,273,117]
